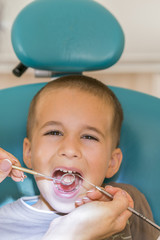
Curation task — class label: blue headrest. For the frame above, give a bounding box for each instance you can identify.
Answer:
[11,0,124,72]
[0,83,160,225]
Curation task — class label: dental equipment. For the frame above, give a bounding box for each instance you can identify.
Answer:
[76,174,160,231]
[12,165,160,231]
[12,165,75,185]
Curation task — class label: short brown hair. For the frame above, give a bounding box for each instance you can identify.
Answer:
[27,75,123,147]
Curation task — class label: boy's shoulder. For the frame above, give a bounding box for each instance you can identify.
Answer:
[107,182,160,240]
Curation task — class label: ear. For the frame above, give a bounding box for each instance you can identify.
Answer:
[23,138,32,169]
[105,148,122,178]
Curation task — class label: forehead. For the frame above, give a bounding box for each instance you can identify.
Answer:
[34,88,114,129]
[37,87,112,112]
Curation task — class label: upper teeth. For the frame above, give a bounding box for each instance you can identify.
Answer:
[59,169,76,174]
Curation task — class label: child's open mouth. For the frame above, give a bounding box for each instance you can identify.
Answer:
[53,168,83,198]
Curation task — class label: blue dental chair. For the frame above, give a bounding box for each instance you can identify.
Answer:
[0,0,160,226]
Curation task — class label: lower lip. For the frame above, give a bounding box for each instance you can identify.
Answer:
[53,181,82,199]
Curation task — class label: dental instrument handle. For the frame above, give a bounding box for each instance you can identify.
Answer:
[95,186,160,231]
[95,186,113,199]
[127,206,160,231]
[76,175,160,231]
[12,165,54,180]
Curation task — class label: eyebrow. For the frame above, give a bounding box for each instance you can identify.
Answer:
[84,125,105,139]
[40,121,62,129]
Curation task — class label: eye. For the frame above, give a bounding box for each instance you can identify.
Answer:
[81,135,99,141]
[44,130,63,136]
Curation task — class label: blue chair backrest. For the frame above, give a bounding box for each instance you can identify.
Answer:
[0,84,160,225]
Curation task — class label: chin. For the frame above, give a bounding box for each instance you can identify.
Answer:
[50,198,76,213]
[36,180,78,213]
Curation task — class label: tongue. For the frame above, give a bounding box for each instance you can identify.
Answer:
[54,171,80,192]
[58,181,77,192]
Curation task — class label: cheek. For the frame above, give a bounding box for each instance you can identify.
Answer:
[87,147,111,179]
[30,139,55,170]
[90,151,110,172]
[91,158,109,176]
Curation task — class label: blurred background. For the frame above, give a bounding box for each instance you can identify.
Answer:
[0,0,160,97]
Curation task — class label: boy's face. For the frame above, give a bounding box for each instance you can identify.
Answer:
[23,88,122,213]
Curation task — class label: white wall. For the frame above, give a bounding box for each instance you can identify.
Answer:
[97,0,160,72]
[0,0,32,71]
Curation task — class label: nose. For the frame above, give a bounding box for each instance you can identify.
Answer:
[57,136,82,160]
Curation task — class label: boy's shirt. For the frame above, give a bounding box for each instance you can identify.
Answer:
[0,184,159,240]
[108,182,160,240]
[0,196,60,240]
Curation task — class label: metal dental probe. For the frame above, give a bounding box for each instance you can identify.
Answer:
[12,165,75,185]
[76,174,160,231]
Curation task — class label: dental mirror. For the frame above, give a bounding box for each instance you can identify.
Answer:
[60,173,75,186]
[12,165,75,186]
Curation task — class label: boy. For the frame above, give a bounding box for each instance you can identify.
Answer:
[0,75,159,239]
